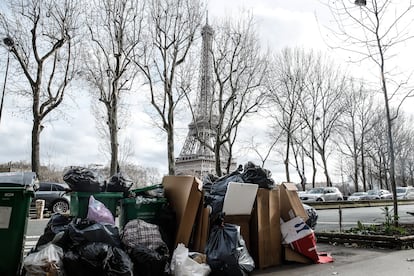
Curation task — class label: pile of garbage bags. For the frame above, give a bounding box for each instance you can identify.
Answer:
[63,167,133,194]
[23,214,254,276]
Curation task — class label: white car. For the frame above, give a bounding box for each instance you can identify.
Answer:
[396,186,414,200]
[299,187,344,202]
[347,192,368,201]
[361,189,393,200]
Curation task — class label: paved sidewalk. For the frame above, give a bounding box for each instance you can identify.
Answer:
[253,243,414,276]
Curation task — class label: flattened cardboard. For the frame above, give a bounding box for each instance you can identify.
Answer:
[279,182,308,222]
[250,188,281,269]
[162,175,202,248]
[223,182,258,215]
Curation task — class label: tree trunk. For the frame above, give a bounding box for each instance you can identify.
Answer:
[321,153,332,187]
[284,133,291,182]
[361,139,367,192]
[31,118,41,178]
[167,129,175,175]
[215,142,222,177]
[31,86,41,178]
[311,130,316,188]
[109,102,118,176]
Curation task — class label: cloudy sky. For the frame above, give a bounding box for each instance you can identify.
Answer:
[1,0,411,183]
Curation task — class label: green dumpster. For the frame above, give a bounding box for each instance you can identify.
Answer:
[119,185,167,229]
[70,192,123,218]
[0,172,37,276]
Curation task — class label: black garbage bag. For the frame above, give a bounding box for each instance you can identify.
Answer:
[126,244,169,276]
[67,219,121,248]
[204,193,226,220]
[153,203,177,255]
[79,242,109,274]
[210,171,244,196]
[35,213,73,251]
[106,172,134,195]
[202,173,219,194]
[62,250,85,276]
[204,170,244,219]
[106,246,134,276]
[63,166,104,192]
[62,243,133,276]
[205,219,243,276]
[241,161,275,189]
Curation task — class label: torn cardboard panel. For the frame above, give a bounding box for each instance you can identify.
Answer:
[283,246,313,264]
[162,175,203,248]
[279,182,308,222]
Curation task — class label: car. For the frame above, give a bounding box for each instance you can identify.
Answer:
[303,203,318,229]
[299,187,344,202]
[32,182,71,213]
[361,189,393,200]
[396,186,414,200]
[347,192,368,201]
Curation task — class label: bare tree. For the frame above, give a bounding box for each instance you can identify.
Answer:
[300,51,348,187]
[210,13,268,176]
[0,0,81,178]
[392,113,414,186]
[267,47,312,183]
[337,80,376,192]
[83,0,144,175]
[365,110,388,189]
[133,0,203,175]
[327,0,414,225]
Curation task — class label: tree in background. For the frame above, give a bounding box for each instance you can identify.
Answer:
[267,47,312,183]
[210,12,268,176]
[133,0,203,175]
[336,81,375,192]
[83,0,145,176]
[327,0,414,225]
[0,0,81,178]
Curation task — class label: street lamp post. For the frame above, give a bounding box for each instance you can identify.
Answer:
[0,37,14,125]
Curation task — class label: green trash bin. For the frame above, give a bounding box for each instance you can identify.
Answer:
[0,172,36,276]
[119,184,167,229]
[70,192,123,218]
[119,196,167,229]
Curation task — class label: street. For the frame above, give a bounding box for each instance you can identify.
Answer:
[314,204,414,232]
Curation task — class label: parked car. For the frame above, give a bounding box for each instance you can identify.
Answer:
[347,192,368,201]
[361,189,393,200]
[396,186,414,200]
[299,187,344,202]
[32,182,71,213]
[303,203,318,229]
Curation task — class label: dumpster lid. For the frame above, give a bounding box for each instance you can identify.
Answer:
[0,172,38,188]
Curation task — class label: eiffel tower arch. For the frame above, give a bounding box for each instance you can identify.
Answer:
[175,19,237,178]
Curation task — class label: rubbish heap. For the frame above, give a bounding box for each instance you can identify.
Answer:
[22,163,333,276]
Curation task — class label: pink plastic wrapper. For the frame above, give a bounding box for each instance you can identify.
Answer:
[87,195,115,225]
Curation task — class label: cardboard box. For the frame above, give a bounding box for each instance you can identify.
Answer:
[279,182,308,222]
[250,188,282,269]
[225,214,251,251]
[192,205,210,253]
[162,175,203,248]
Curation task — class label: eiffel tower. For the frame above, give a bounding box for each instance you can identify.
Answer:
[175,18,236,177]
